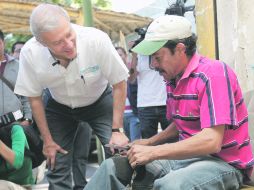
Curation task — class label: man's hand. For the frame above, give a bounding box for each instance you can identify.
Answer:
[109,132,129,154]
[43,140,68,170]
[19,120,31,127]
[127,144,155,168]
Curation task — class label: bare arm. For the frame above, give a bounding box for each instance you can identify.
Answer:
[133,122,179,146]
[109,80,129,150]
[0,125,26,168]
[154,125,225,160]
[0,140,15,165]
[111,80,127,130]
[128,125,225,167]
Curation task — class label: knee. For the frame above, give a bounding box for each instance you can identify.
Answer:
[154,177,185,190]
[100,159,116,175]
[154,177,166,190]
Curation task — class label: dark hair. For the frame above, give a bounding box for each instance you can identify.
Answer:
[163,33,197,57]
[0,30,4,41]
[11,41,25,53]
[115,46,127,55]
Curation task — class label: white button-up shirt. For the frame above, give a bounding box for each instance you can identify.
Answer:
[14,24,129,108]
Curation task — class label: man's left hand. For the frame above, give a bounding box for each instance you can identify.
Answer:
[127,144,155,168]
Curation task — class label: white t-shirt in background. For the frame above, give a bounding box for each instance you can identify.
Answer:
[136,55,167,108]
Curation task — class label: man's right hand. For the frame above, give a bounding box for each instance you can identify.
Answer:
[43,141,68,170]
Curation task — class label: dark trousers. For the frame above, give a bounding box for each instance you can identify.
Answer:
[138,106,170,139]
[72,122,92,190]
[45,86,113,190]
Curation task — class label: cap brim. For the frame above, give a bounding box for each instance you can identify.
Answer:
[131,40,167,55]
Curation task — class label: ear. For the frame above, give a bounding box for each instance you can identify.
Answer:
[175,43,186,55]
[36,37,47,47]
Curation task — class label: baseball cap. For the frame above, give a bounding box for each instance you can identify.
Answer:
[132,15,192,55]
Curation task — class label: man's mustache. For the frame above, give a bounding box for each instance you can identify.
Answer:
[154,68,164,73]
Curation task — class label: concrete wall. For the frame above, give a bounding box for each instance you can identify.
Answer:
[217,0,254,92]
[196,0,254,93]
[195,0,217,59]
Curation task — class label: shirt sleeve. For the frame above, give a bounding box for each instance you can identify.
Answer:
[14,46,44,97]
[9,125,27,169]
[96,32,129,85]
[200,64,238,129]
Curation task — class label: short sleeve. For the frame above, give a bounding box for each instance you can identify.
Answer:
[14,47,44,97]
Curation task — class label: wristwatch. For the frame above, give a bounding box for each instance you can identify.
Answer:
[112,128,120,132]
[23,118,33,125]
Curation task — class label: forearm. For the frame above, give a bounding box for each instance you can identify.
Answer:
[0,125,26,168]
[147,122,178,145]
[151,125,225,160]
[0,140,15,165]
[112,80,127,129]
[29,96,53,144]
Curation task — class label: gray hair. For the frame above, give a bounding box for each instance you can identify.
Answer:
[30,3,70,39]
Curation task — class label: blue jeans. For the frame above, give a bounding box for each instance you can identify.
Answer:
[123,112,141,142]
[45,86,113,190]
[84,155,243,190]
[138,106,170,138]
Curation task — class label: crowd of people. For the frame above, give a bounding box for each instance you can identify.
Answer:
[0,2,253,190]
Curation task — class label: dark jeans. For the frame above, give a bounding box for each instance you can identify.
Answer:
[138,106,170,138]
[72,122,92,190]
[45,86,113,190]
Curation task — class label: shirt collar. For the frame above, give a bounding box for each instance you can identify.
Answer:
[181,53,201,80]
[166,53,201,88]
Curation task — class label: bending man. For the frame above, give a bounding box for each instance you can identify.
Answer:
[14,3,129,190]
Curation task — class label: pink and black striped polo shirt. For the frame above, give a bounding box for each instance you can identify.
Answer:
[166,53,254,177]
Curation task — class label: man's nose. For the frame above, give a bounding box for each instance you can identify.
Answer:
[64,39,73,49]
[151,58,158,68]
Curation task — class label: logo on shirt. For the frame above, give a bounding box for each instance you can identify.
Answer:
[80,65,99,77]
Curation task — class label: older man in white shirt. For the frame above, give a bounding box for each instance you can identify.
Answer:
[14,3,129,190]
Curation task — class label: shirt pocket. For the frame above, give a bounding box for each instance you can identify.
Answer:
[82,70,101,86]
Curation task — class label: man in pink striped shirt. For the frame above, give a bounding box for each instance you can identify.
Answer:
[85,15,254,190]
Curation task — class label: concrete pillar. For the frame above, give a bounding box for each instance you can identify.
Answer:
[196,0,254,92]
